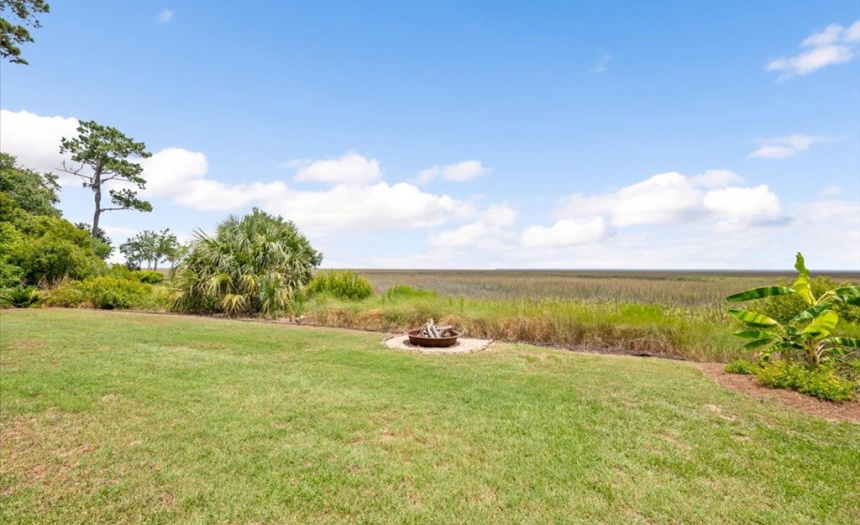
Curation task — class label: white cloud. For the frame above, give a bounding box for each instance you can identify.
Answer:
[748,145,796,159]
[138,150,474,233]
[703,185,784,230]
[703,185,781,218]
[690,169,745,189]
[292,151,382,185]
[846,21,860,43]
[558,172,705,227]
[789,199,860,269]
[264,182,475,235]
[429,203,518,248]
[0,109,79,177]
[158,9,174,23]
[482,203,519,227]
[767,20,860,78]
[820,185,842,197]
[521,218,610,248]
[748,134,824,159]
[1,109,479,237]
[801,24,844,47]
[543,171,786,240]
[136,147,280,211]
[429,221,496,248]
[402,192,859,269]
[278,158,308,169]
[416,160,489,184]
[590,53,612,74]
[140,147,208,197]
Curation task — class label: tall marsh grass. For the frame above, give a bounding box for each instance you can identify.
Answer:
[303,293,738,361]
[355,270,790,307]
[302,271,860,362]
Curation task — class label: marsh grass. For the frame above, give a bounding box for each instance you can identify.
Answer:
[1,310,858,524]
[296,271,860,362]
[355,270,791,307]
[305,294,738,361]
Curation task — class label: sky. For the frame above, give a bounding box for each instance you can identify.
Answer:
[1,0,859,270]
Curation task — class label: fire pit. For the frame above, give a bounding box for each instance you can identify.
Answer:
[407,320,460,347]
[406,328,461,347]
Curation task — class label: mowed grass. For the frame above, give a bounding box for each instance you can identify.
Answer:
[1,310,859,525]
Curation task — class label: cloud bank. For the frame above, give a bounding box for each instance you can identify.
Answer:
[2,109,857,270]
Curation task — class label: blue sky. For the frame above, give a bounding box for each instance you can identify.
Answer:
[1,1,859,269]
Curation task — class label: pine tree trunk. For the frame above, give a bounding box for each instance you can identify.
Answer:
[91,169,102,238]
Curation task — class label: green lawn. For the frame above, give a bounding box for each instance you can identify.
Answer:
[1,310,858,524]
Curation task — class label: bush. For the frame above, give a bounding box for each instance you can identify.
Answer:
[724,359,760,375]
[170,209,322,316]
[106,264,135,280]
[76,276,152,310]
[4,214,106,285]
[0,286,41,308]
[307,271,374,301]
[43,279,88,307]
[104,266,164,285]
[382,284,437,301]
[756,361,857,402]
[134,270,165,284]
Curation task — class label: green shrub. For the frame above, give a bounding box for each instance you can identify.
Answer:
[382,284,437,301]
[106,264,135,280]
[43,279,88,307]
[308,270,374,301]
[0,258,24,289]
[103,266,164,285]
[756,361,857,402]
[724,359,760,375]
[76,276,152,310]
[170,209,322,316]
[0,286,41,308]
[134,270,165,284]
[4,214,107,285]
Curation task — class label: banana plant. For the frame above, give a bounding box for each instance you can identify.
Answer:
[726,253,860,369]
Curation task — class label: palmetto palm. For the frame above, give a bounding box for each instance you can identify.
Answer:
[170,209,322,316]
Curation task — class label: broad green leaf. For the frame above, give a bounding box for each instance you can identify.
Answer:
[732,329,773,340]
[827,337,860,348]
[743,337,775,350]
[789,302,832,324]
[775,341,803,351]
[791,252,814,305]
[833,286,860,301]
[726,286,795,302]
[792,275,813,305]
[794,252,808,275]
[802,310,838,337]
[728,309,780,328]
[844,297,860,307]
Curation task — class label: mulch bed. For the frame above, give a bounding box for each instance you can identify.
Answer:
[696,363,860,423]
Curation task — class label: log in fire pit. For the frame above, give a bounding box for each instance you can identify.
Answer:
[407,319,460,348]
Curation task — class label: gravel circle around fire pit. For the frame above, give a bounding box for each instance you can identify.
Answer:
[382,335,494,354]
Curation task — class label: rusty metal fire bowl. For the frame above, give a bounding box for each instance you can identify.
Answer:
[406,329,461,348]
